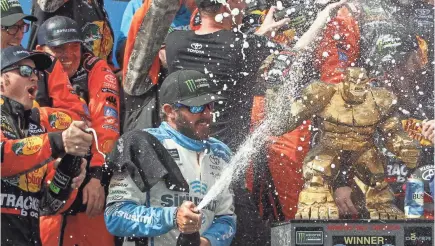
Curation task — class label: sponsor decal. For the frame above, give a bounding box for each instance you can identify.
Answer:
[12,136,43,156]
[190,181,207,195]
[104,106,118,118]
[191,43,202,50]
[105,118,117,125]
[0,193,40,218]
[161,193,218,211]
[109,182,128,188]
[51,169,71,191]
[28,123,45,135]
[103,82,117,90]
[1,121,14,133]
[105,96,117,107]
[295,230,323,245]
[109,189,128,195]
[209,155,220,165]
[167,149,180,160]
[185,79,197,92]
[332,235,395,246]
[404,227,433,246]
[105,74,117,84]
[101,88,119,95]
[18,166,47,192]
[55,28,77,34]
[86,56,99,67]
[2,131,17,139]
[102,140,115,153]
[415,9,431,16]
[187,47,205,54]
[113,210,153,223]
[49,112,72,130]
[45,194,64,212]
[103,124,119,133]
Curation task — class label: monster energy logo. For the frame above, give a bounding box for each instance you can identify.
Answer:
[1,0,10,11]
[295,231,323,245]
[185,79,197,92]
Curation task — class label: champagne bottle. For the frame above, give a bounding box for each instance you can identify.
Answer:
[176,232,200,246]
[48,154,82,201]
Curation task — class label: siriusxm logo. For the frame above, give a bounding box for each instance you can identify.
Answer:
[190,181,207,195]
[161,193,217,211]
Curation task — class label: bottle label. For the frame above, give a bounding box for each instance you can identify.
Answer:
[49,182,61,194]
[52,169,71,189]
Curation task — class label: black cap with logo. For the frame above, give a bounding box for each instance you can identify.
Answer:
[0,0,37,26]
[37,16,82,47]
[160,70,226,106]
[1,46,52,71]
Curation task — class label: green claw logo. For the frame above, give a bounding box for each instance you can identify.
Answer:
[1,0,10,11]
[185,79,197,92]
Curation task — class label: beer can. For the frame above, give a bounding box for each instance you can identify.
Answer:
[404,178,424,218]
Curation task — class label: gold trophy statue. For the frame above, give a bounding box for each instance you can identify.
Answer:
[267,67,420,220]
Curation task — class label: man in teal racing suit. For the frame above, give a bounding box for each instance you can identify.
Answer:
[104,70,236,246]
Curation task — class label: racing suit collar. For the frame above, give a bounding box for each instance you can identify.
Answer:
[160,122,208,152]
[1,95,31,132]
[145,122,232,163]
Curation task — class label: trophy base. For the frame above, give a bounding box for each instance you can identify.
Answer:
[271,219,434,246]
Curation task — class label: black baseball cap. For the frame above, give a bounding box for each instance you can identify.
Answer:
[160,70,226,106]
[37,16,82,47]
[0,0,37,26]
[1,46,52,72]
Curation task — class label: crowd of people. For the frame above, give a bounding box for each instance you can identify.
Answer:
[1,0,434,245]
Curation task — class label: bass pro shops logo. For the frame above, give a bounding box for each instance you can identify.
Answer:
[49,112,72,130]
[12,136,43,156]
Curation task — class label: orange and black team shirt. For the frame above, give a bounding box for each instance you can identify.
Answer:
[0,96,79,246]
[35,53,120,181]
[35,56,90,122]
[69,53,120,173]
[29,0,115,69]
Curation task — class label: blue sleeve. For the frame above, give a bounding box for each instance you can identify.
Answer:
[105,202,177,237]
[119,0,141,40]
[202,215,236,246]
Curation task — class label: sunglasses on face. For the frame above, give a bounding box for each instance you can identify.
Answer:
[174,102,215,114]
[1,23,30,35]
[2,65,40,78]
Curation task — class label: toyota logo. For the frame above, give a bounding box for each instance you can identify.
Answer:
[105,74,117,84]
[191,43,202,50]
[422,169,434,181]
[415,9,430,16]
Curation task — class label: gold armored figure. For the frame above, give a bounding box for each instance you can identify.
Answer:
[268,67,420,220]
